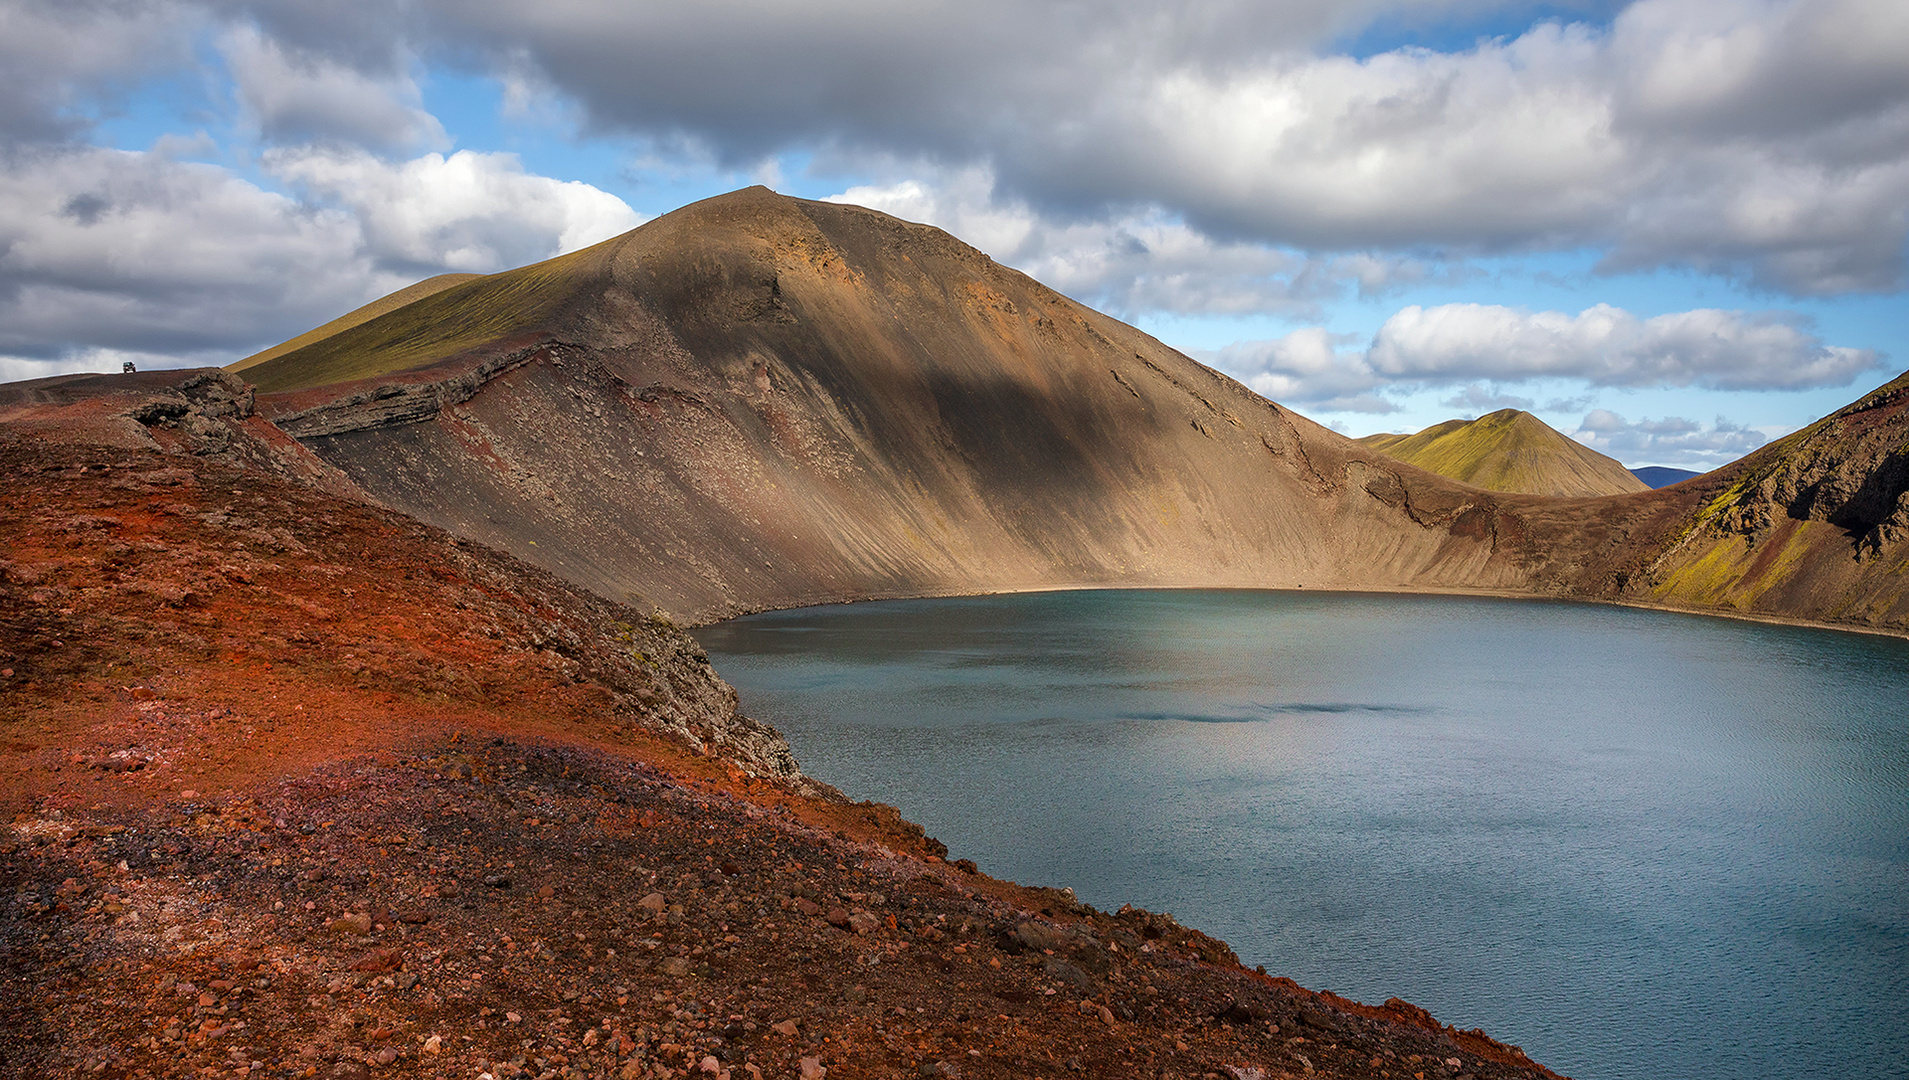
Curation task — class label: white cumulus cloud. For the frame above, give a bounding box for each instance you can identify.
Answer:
[1570,409,1774,469]
[1368,303,1884,390]
[221,24,448,152]
[1202,302,1885,411]
[0,144,375,361]
[265,147,644,273]
[830,167,1447,319]
[407,0,1909,295]
[0,0,199,138]
[0,143,643,377]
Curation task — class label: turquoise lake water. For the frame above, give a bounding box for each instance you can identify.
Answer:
[694,590,1909,1080]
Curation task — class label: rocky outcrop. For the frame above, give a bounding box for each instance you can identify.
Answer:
[0,368,374,503]
[1700,374,1909,556]
[1621,370,1909,626]
[270,343,558,438]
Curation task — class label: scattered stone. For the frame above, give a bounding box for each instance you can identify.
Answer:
[1215,998,1271,1026]
[1041,956,1094,991]
[351,948,404,973]
[325,913,373,935]
[1010,920,1067,953]
[1077,1000,1117,1025]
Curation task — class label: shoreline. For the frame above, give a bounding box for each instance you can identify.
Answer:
[687,579,1909,644]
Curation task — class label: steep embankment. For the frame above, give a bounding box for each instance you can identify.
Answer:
[1360,410,1649,497]
[234,187,1909,636]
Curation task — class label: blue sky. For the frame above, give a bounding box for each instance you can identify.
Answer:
[2,0,1905,470]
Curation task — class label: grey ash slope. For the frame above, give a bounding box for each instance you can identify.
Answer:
[239,187,1909,633]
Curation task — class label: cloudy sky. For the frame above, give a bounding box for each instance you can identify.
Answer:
[3,0,1904,469]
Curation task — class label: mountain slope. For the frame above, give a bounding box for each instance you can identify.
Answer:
[243,188,1566,621]
[1638,370,1909,624]
[229,273,486,375]
[234,187,1909,636]
[1360,410,1650,497]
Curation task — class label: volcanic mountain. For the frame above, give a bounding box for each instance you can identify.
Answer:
[1358,410,1650,498]
[228,186,1909,635]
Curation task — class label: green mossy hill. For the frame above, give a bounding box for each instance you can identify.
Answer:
[230,242,630,393]
[1360,409,1649,497]
[230,273,487,376]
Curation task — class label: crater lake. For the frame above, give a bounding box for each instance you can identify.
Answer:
[695,589,1909,1080]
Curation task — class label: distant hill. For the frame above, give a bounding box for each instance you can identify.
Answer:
[229,272,486,375]
[1358,410,1649,497]
[1631,466,1702,489]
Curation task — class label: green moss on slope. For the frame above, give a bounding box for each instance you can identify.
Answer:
[235,241,621,393]
[1359,409,1649,497]
[229,273,487,375]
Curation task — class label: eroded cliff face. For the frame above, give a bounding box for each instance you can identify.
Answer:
[1624,371,1909,628]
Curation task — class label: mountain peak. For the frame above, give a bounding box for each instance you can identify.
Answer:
[1359,410,1648,497]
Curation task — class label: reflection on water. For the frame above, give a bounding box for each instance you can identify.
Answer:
[696,590,1909,1080]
